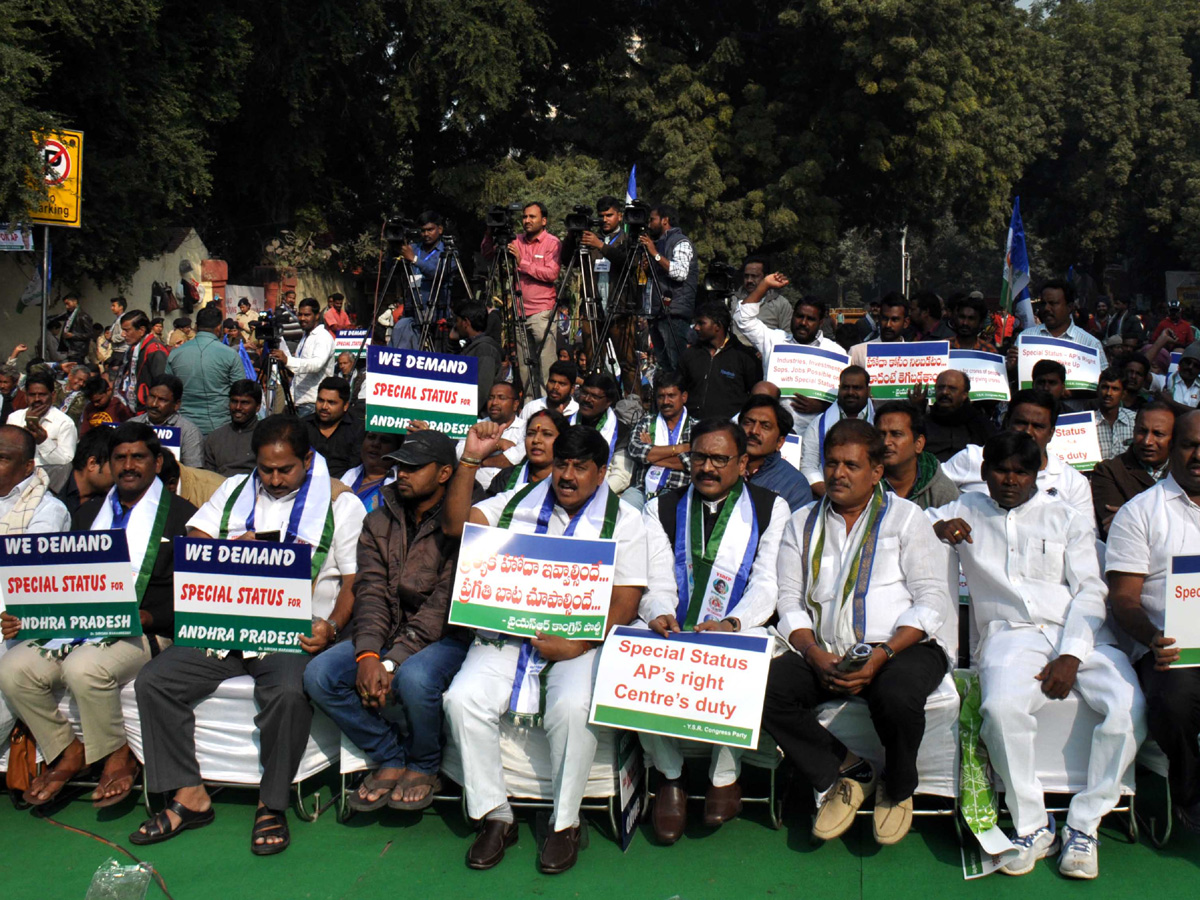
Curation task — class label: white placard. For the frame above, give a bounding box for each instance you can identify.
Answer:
[765,344,849,402]
[1165,555,1200,667]
[948,349,1010,401]
[1017,334,1101,391]
[1048,411,1103,472]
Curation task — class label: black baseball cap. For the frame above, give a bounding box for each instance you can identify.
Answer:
[383,430,457,467]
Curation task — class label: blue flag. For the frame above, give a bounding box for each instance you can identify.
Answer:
[625,164,637,205]
[1001,197,1034,329]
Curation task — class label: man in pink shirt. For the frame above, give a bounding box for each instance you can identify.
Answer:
[323,293,353,333]
[482,203,562,399]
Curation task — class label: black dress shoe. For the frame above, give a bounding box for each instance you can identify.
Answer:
[467,819,518,870]
[653,780,688,843]
[539,825,581,874]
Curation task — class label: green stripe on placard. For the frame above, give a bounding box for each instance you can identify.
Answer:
[592,704,754,748]
[869,386,916,399]
[174,611,309,654]
[448,602,605,640]
[1020,380,1097,392]
[7,601,142,640]
[968,391,1008,401]
[1171,648,1200,667]
[778,387,836,401]
[1069,460,1097,472]
[364,405,477,438]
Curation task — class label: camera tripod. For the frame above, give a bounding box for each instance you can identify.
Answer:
[593,233,682,375]
[485,235,549,397]
[410,236,472,353]
[558,236,605,373]
[259,348,296,416]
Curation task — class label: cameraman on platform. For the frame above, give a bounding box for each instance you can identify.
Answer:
[401,211,447,310]
[572,196,638,397]
[481,202,561,400]
[269,298,335,418]
[641,204,698,373]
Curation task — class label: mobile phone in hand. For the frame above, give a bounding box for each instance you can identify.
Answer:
[255,530,281,543]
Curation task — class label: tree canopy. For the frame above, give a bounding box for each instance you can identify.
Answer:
[3,0,1198,300]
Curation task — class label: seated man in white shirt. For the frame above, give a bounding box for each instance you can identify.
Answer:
[0,424,71,534]
[6,369,78,476]
[441,425,648,874]
[130,414,365,855]
[1107,409,1200,834]
[640,418,789,842]
[268,298,335,418]
[763,418,953,847]
[941,388,1093,524]
[932,431,1145,879]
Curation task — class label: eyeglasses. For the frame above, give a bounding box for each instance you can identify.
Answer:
[691,452,735,470]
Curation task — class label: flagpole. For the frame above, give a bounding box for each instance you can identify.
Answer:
[40,225,49,358]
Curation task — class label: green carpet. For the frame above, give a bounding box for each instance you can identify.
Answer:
[1,780,1196,900]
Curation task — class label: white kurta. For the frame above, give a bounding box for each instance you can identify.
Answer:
[6,406,77,469]
[941,442,1094,527]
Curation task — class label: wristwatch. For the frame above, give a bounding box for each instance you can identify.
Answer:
[324,618,340,641]
[654,253,662,262]
[381,658,397,674]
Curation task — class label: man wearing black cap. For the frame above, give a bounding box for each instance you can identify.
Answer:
[305,428,471,812]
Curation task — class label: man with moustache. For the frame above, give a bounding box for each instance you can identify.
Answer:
[763,418,953,846]
[875,402,959,510]
[932,431,1144,878]
[801,367,874,497]
[915,369,996,462]
[947,294,998,354]
[0,423,194,809]
[627,371,692,510]
[519,361,579,424]
[201,380,262,477]
[732,272,844,434]
[849,292,911,370]
[639,418,790,841]
[739,395,812,511]
[1091,401,1174,540]
[1095,367,1137,461]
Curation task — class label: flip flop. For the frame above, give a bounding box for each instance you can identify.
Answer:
[129,799,215,846]
[92,759,141,809]
[251,808,290,856]
[347,771,402,812]
[388,773,441,811]
[24,765,81,807]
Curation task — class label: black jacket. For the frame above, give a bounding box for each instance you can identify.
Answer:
[679,340,762,421]
[74,487,197,638]
[923,404,997,462]
[461,333,503,415]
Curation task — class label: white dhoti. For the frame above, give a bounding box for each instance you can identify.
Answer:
[978,627,1146,836]
[639,733,742,787]
[444,638,601,833]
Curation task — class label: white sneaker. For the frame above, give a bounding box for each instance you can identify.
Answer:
[1058,825,1099,880]
[1001,814,1059,876]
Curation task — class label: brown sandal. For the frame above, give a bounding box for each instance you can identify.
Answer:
[93,758,141,808]
[347,770,402,812]
[388,772,441,811]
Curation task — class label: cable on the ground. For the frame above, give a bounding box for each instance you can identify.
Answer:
[36,813,175,900]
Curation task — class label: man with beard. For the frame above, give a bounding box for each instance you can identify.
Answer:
[730,257,793,349]
[456,381,525,488]
[915,370,997,462]
[639,419,789,842]
[201,380,262,477]
[948,294,998,354]
[303,376,362,479]
[680,302,761,422]
[577,197,639,396]
[849,293,910,370]
[6,370,77,472]
[570,373,627,465]
[641,204,698,373]
[1091,401,1174,539]
[801,367,874,497]
[733,272,843,434]
[875,402,959,510]
[1095,367,1136,461]
[740,395,812,511]
[519,361,579,424]
[908,292,953,342]
[129,375,203,468]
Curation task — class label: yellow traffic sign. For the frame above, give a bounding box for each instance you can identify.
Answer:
[29,129,83,228]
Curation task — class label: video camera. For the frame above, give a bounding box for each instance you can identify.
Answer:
[564,204,601,234]
[485,203,524,245]
[384,216,421,246]
[624,200,650,237]
[253,310,284,350]
[702,260,740,302]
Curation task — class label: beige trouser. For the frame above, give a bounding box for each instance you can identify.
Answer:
[515,308,558,400]
[0,635,165,765]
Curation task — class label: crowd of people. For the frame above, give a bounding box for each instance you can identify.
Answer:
[1,198,1199,881]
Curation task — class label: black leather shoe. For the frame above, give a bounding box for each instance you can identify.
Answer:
[539,825,581,874]
[653,780,688,843]
[466,819,518,870]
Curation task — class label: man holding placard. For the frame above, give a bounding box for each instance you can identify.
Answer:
[441,425,648,874]
[942,389,1094,525]
[1107,410,1200,834]
[0,423,195,808]
[732,271,843,434]
[763,419,953,847]
[932,432,1144,878]
[130,415,365,854]
[638,418,789,842]
[129,374,203,468]
[1022,280,1108,369]
[801,366,874,497]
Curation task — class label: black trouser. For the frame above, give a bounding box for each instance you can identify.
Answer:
[762,642,946,801]
[135,646,313,812]
[1135,653,1200,806]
